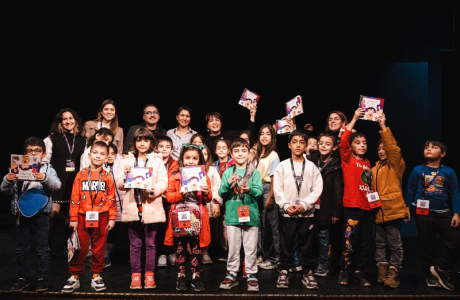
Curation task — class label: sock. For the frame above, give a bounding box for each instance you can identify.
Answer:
[93,273,100,279]
[73,275,79,279]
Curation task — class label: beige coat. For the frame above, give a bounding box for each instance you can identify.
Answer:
[82,120,124,155]
[116,152,168,223]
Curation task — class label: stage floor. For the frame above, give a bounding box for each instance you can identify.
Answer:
[1,213,460,299]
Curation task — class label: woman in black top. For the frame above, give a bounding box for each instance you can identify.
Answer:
[43,108,86,255]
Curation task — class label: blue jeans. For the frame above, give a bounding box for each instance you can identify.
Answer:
[16,213,49,279]
[258,182,280,263]
[317,228,330,265]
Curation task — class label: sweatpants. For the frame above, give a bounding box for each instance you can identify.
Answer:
[69,212,108,275]
[227,225,258,275]
[279,217,316,274]
[340,207,374,272]
[175,236,202,274]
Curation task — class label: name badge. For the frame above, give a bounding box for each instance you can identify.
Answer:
[85,211,99,228]
[178,211,191,228]
[367,192,381,209]
[238,205,250,223]
[416,199,429,215]
[294,198,301,206]
[66,159,75,172]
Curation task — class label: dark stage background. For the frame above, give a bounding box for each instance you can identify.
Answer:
[1,1,458,237]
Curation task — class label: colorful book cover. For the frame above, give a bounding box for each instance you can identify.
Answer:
[285,95,303,118]
[180,165,207,192]
[124,167,153,189]
[276,118,296,135]
[238,88,260,110]
[10,155,41,181]
[359,95,384,122]
[67,230,80,262]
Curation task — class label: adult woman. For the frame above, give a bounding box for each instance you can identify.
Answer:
[203,107,257,161]
[82,99,124,155]
[43,108,87,255]
[166,106,197,160]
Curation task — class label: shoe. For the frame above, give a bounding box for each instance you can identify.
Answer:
[431,265,455,291]
[256,256,263,264]
[258,260,277,270]
[384,266,400,288]
[36,278,48,292]
[314,263,328,277]
[247,275,259,292]
[158,255,167,267]
[168,254,176,266]
[191,275,205,292]
[85,255,92,266]
[62,275,80,293]
[218,251,228,262]
[104,257,112,269]
[91,275,107,292]
[176,274,187,291]
[353,271,371,287]
[219,273,239,289]
[377,262,389,283]
[130,273,142,289]
[277,270,289,289]
[337,270,349,285]
[242,261,248,278]
[302,270,319,289]
[202,251,213,264]
[11,278,29,291]
[426,274,441,288]
[145,271,156,289]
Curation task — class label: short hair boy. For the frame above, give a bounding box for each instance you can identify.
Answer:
[62,141,116,293]
[274,130,323,289]
[405,139,460,291]
[1,136,62,292]
[218,138,263,292]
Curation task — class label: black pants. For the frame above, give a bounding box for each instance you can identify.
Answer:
[413,208,460,274]
[279,217,316,274]
[156,203,174,256]
[340,207,374,272]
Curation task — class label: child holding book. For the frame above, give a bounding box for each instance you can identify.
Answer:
[371,113,408,288]
[337,108,374,287]
[1,137,61,292]
[254,124,281,270]
[62,141,116,293]
[405,140,460,291]
[218,138,263,292]
[165,144,212,292]
[274,130,323,289]
[155,135,178,267]
[308,132,343,277]
[117,128,168,289]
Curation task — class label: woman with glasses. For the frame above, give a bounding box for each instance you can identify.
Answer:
[82,99,124,155]
[43,108,87,257]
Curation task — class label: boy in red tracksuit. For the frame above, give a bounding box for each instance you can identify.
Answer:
[62,141,117,293]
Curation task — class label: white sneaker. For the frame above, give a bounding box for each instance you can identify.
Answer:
[91,275,107,292]
[202,251,213,264]
[62,275,80,293]
[258,260,278,270]
[158,255,167,267]
[168,254,176,266]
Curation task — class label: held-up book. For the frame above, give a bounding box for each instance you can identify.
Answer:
[238,88,260,110]
[67,230,80,262]
[285,95,303,118]
[10,155,41,181]
[180,165,207,192]
[124,167,153,189]
[276,118,296,135]
[359,95,384,122]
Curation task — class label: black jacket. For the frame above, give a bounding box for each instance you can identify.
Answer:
[308,150,343,226]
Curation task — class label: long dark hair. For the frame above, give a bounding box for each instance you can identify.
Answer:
[96,99,119,135]
[202,145,214,172]
[131,127,156,157]
[178,144,206,168]
[49,108,83,136]
[87,127,114,147]
[255,124,277,160]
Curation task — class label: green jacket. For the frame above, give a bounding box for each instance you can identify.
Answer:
[219,166,263,227]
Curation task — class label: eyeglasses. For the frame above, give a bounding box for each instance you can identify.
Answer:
[144,111,159,116]
[327,117,341,122]
[26,149,43,154]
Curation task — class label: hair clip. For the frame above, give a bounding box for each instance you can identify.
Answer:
[181,143,204,151]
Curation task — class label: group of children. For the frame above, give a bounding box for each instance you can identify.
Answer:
[2,107,460,293]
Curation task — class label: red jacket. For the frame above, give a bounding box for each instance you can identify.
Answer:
[70,168,117,221]
[164,172,212,248]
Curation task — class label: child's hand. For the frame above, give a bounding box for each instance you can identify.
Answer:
[353,108,366,120]
[404,207,410,222]
[228,172,238,185]
[250,106,257,120]
[107,220,115,231]
[451,213,460,227]
[69,221,78,231]
[145,188,155,198]
[213,203,221,217]
[200,184,210,195]
[286,206,297,216]
[332,217,340,224]
[6,173,17,182]
[124,165,131,174]
[303,123,314,131]
[181,191,189,199]
[241,184,250,194]
[295,204,306,214]
[33,172,46,181]
[378,113,386,130]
